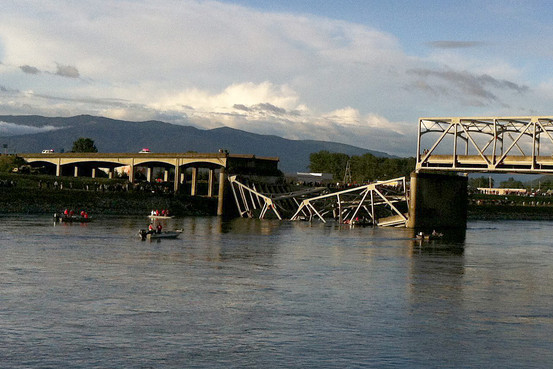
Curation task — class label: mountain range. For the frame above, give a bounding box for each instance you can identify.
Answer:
[0,115,393,173]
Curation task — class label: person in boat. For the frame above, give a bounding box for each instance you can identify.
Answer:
[148,224,155,234]
[83,212,88,219]
[155,209,160,216]
[151,210,155,216]
[161,209,166,216]
[156,224,163,234]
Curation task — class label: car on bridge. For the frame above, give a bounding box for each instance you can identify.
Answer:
[139,148,151,153]
[41,149,54,154]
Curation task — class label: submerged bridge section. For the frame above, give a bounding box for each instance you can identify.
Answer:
[229,176,410,227]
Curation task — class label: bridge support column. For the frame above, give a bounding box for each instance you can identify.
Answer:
[217,167,227,216]
[407,172,467,229]
[174,165,180,193]
[191,167,197,196]
[208,169,214,198]
[146,167,152,182]
[74,166,79,177]
[108,169,114,179]
[129,164,134,183]
[91,168,96,179]
[164,170,169,182]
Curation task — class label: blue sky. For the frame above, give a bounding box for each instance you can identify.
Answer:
[1,0,553,156]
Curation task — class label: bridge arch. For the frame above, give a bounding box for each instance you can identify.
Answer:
[19,152,279,216]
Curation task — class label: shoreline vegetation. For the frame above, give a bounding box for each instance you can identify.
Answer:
[0,173,217,216]
[3,172,553,220]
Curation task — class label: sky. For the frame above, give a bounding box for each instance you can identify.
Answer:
[2,0,553,157]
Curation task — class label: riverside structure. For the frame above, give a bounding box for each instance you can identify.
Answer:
[19,152,279,216]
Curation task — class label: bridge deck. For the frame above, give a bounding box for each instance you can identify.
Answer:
[418,154,553,173]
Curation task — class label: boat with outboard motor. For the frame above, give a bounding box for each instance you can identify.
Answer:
[138,229,182,240]
[416,230,443,241]
[148,215,174,220]
[54,213,91,223]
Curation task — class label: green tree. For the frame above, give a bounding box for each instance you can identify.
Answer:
[0,155,25,173]
[499,177,524,189]
[309,151,416,182]
[72,137,98,153]
[309,151,350,180]
[468,176,493,189]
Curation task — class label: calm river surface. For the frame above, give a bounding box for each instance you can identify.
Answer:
[1,215,553,368]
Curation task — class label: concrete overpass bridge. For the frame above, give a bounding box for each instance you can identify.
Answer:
[19,152,279,215]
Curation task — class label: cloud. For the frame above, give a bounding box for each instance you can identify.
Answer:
[55,64,79,78]
[0,121,61,136]
[427,41,486,49]
[0,0,539,157]
[20,65,40,74]
[406,68,529,105]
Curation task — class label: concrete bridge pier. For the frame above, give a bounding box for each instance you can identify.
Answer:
[407,172,468,229]
[190,167,197,196]
[217,167,227,216]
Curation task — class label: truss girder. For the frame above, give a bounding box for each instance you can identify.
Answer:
[229,176,409,227]
[290,177,409,227]
[228,176,327,220]
[416,116,553,173]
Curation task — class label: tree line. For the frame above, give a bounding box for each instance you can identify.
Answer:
[309,150,416,183]
[469,175,553,190]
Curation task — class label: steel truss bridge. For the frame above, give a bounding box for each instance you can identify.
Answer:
[417,116,553,173]
[229,176,409,227]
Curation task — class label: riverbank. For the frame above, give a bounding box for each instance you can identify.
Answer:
[468,204,553,220]
[0,173,217,216]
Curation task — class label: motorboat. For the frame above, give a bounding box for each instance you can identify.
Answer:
[148,215,174,219]
[139,229,182,240]
[416,230,443,241]
[54,213,91,223]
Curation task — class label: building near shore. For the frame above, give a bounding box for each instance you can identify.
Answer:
[477,187,527,195]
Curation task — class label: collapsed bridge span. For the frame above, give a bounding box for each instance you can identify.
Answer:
[229,176,409,227]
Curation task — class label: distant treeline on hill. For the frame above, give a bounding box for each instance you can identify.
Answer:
[309,151,416,183]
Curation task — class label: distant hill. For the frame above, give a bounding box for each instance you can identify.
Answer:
[0,115,394,173]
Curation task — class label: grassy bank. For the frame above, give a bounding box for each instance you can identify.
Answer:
[469,204,553,220]
[0,173,217,216]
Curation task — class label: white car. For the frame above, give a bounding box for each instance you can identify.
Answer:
[42,149,54,154]
[139,148,151,153]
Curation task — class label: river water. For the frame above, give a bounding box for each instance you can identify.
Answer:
[1,215,553,368]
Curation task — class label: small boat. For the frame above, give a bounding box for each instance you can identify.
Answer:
[54,214,91,223]
[351,218,372,226]
[416,230,443,241]
[138,229,182,240]
[148,215,174,219]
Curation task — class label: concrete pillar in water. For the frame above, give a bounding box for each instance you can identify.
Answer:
[217,167,227,216]
[191,167,197,196]
[407,172,468,229]
[208,169,214,198]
